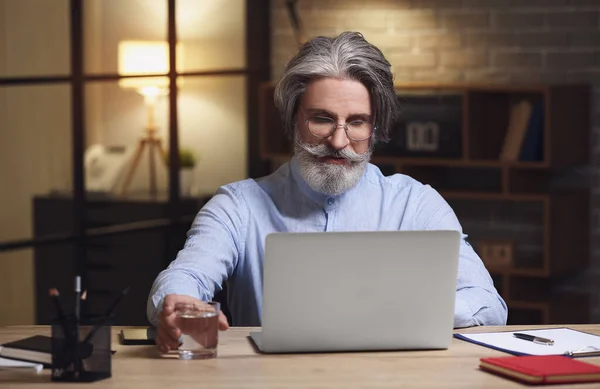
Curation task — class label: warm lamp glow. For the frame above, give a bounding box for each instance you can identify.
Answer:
[118,40,184,94]
[117,40,185,198]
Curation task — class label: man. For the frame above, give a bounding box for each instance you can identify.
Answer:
[148,31,508,353]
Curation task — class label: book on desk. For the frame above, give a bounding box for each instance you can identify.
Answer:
[480,355,600,385]
[0,356,43,374]
[0,335,53,366]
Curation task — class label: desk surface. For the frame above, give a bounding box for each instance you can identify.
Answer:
[1,325,599,388]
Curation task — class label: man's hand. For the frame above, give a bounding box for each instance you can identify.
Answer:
[155,294,230,353]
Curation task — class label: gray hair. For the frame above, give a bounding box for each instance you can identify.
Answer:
[273,31,400,144]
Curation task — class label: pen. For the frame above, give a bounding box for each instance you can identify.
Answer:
[49,288,70,338]
[564,346,600,357]
[81,289,87,319]
[513,333,554,346]
[83,286,130,345]
[103,286,130,318]
[75,276,81,322]
[74,276,81,376]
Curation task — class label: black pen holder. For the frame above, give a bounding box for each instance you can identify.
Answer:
[51,316,112,382]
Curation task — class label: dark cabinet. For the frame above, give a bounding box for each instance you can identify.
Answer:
[33,194,208,326]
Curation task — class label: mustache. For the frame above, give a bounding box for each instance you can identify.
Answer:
[294,138,371,163]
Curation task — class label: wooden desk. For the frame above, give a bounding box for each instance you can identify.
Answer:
[1,325,599,388]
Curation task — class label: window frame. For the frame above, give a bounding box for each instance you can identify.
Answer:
[0,0,270,277]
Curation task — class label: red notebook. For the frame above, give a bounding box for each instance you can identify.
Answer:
[480,355,600,385]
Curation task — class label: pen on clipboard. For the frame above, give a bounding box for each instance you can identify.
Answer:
[564,346,600,357]
[513,332,554,346]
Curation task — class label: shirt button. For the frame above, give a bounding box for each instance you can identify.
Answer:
[327,198,334,205]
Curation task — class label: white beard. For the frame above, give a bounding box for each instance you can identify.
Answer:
[293,134,372,196]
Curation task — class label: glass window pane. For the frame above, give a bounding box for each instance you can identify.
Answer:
[178,75,247,196]
[0,247,37,324]
[0,0,70,77]
[85,79,170,198]
[176,0,246,73]
[35,239,77,325]
[86,231,165,326]
[0,84,73,244]
[86,76,247,199]
[84,0,168,75]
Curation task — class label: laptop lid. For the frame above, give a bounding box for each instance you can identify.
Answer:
[257,230,460,353]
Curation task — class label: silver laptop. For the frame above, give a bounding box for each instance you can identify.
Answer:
[250,230,461,353]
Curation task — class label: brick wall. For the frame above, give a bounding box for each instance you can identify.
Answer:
[271,0,600,322]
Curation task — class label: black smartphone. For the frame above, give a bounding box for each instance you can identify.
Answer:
[119,328,156,345]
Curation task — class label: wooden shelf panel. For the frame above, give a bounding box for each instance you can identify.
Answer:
[261,80,552,93]
[488,267,548,277]
[394,82,549,93]
[506,301,549,311]
[374,156,549,169]
[264,153,551,169]
[262,153,291,162]
[441,191,548,201]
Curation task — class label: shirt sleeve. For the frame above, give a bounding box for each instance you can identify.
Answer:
[415,184,508,328]
[146,185,247,326]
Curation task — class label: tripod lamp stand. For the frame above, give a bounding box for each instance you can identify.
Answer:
[118,40,171,197]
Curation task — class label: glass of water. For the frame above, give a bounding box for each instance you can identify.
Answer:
[174,301,220,359]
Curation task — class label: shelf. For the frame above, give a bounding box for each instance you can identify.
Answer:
[261,154,557,201]
[506,294,590,325]
[261,152,290,160]
[262,153,550,169]
[488,267,549,278]
[440,191,548,202]
[257,81,591,325]
[506,301,549,311]
[261,80,557,94]
[389,158,549,169]
[394,82,550,93]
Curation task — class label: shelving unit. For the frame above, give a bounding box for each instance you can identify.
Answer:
[258,81,591,325]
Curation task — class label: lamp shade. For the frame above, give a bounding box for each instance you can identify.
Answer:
[118,41,170,93]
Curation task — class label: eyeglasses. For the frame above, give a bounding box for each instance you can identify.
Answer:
[303,113,375,142]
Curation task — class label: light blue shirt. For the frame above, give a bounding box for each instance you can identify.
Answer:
[147,157,508,328]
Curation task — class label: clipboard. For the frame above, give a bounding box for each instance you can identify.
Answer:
[454,327,600,358]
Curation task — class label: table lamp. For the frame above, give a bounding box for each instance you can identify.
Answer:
[117,40,171,197]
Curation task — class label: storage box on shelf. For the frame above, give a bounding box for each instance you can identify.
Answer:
[258,82,591,325]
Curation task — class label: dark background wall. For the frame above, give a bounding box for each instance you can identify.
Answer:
[270,0,600,321]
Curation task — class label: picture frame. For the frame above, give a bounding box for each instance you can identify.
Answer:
[84,144,132,194]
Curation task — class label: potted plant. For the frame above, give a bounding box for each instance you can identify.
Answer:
[164,148,198,196]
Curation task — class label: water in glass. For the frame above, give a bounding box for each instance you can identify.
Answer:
[175,302,219,359]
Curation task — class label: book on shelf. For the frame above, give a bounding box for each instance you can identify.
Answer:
[518,101,545,162]
[500,100,533,162]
